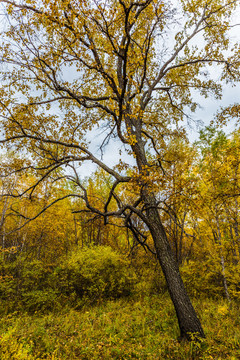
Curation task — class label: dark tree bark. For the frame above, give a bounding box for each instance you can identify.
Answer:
[131,136,205,340]
[143,191,205,340]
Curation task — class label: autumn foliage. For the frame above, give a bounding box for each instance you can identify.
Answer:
[0,0,240,350]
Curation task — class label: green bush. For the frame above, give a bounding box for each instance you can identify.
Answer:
[225,263,240,300]
[54,246,137,304]
[180,259,225,298]
[129,247,167,296]
[0,256,58,313]
[21,289,60,313]
[181,258,240,299]
[0,246,137,313]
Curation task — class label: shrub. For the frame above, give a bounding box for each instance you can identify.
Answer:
[180,259,225,298]
[0,256,58,313]
[0,246,137,313]
[129,246,167,296]
[54,246,137,304]
[181,258,240,300]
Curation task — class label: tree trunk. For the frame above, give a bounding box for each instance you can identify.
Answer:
[143,191,205,340]
[130,127,205,340]
[215,212,231,303]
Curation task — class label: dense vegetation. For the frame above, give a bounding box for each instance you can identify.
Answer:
[1,297,240,359]
[1,127,240,358]
[0,0,240,355]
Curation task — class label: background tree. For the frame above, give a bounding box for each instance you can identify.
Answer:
[158,138,199,265]
[187,127,240,300]
[0,0,239,339]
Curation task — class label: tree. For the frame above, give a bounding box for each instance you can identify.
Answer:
[193,127,240,300]
[159,138,199,265]
[197,127,232,301]
[0,156,78,261]
[0,0,239,340]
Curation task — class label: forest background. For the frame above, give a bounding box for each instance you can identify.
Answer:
[1,0,240,358]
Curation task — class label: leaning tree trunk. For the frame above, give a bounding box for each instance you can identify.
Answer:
[129,125,205,340]
[143,191,205,340]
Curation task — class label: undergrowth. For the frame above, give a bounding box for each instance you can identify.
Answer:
[0,295,240,359]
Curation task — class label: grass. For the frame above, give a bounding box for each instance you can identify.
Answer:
[0,294,240,359]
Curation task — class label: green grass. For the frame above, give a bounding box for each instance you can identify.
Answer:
[0,294,240,359]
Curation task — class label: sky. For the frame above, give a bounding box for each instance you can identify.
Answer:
[187,83,240,142]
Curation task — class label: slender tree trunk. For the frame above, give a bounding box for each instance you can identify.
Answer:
[215,213,231,303]
[73,215,79,246]
[233,206,240,261]
[0,195,9,256]
[143,191,205,340]
[225,206,239,263]
[178,211,187,265]
[220,253,230,302]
